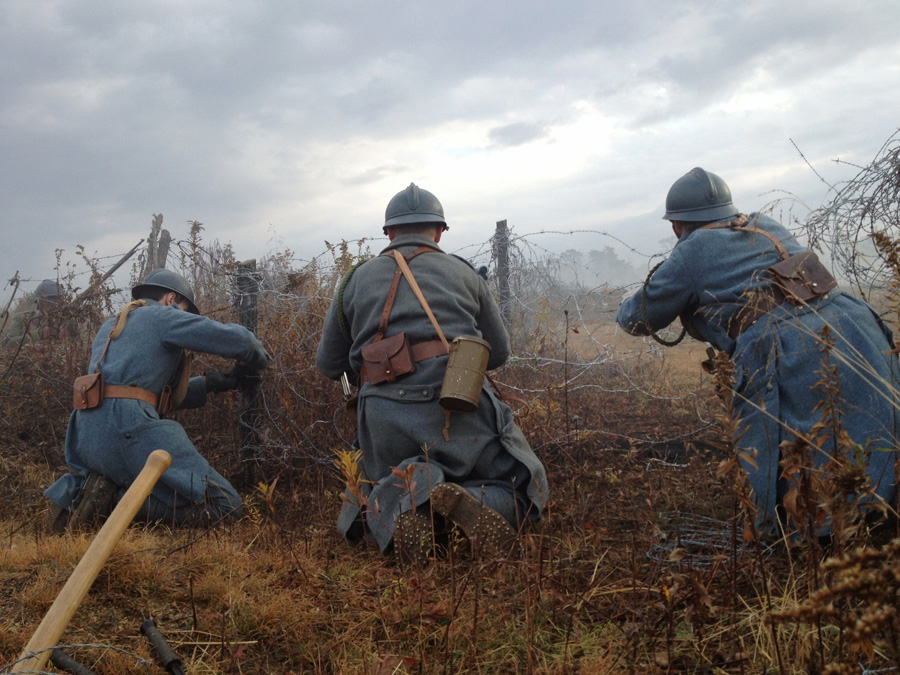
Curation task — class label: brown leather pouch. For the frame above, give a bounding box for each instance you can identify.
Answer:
[360,332,415,385]
[158,385,173,418]
[73,372,104,410]
[768,250,837,304]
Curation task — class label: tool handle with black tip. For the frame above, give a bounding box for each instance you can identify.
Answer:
[140,619,185,675]
[50,648,95,675]
[11,450,172,674]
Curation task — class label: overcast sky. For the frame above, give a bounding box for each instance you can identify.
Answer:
[2,0,899,295]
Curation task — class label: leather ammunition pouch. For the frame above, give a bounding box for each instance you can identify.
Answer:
[71,299,187,417]
[767,250,836,304]
[361,332,415,385]
[699,217,838,340]
[73,372,105,410]
[358,246,450,387]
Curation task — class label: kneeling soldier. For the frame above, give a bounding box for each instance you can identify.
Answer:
[45,269,269,530]
[317,183,548,565]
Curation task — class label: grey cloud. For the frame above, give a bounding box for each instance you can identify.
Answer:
[1,0,899,285]
[488,121,549,148]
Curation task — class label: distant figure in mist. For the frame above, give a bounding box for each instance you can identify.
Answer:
[45,269,270,530]
[2,279,64,346]
[316,183,548,565]
[617,168,897,539]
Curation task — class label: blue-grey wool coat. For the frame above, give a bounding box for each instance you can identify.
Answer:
[317,234,549,552]
[45,300,269,524]
[617,213,898,536]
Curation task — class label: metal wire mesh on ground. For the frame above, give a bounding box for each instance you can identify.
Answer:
[0,643,153,674]
[646,511,759,567]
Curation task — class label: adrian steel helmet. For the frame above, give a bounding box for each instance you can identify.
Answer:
[663,167,739,223]
[383,183,448,234]
[34,279,62,301]
[132,269,199,314]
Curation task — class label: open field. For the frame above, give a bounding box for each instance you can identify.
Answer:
[2,321,898,673]
[3,227,900,673]
[0,418,766,674]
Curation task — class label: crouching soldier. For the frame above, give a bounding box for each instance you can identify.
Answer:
[317,183,548,566]
[617,168,898,540]
[45,269,270,530]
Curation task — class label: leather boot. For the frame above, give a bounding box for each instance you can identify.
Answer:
[68,473,118,531]
[430,482,520,560]
[393,510,433,569]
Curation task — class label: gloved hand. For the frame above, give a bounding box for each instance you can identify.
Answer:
[239,344,271,373]
[204,368,240,393]
[234,362,264,392]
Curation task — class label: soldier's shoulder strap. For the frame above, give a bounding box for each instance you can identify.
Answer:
[698,214,791,261]
[94,299,148,372]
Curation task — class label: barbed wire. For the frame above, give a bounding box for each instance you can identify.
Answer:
[797,127,900,297]
[6,133,900,472]
[0,643,153,674]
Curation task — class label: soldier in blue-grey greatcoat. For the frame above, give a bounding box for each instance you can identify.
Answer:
[45,269,269,527]
[617,168,898,538]
[317,183,548,563]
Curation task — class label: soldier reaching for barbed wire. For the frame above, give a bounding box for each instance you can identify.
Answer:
[617,167,898,540]
[316,183,548,566]
[44,269,270,531]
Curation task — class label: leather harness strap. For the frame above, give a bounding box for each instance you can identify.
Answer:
[359,338,448,385]
[78,298,189,415]
[375,246,433,341]
[360,246,451,385]
[104,384,159,407]
[697,216,791,341]
[410,339,449,362]
[698,215,792,261]
[727,286,787,340]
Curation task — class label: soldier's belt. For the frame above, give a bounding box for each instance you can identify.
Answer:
[728,286,786,340]
[360,338,448,385]
[104,384,159,408]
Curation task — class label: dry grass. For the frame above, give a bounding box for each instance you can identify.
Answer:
[3,235,900,673]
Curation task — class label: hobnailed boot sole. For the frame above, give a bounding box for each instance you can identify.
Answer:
[430,483,520,560]
[393,510,433,569]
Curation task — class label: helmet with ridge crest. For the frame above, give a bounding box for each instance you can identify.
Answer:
[663,167,739,223]
[383,183,448,235]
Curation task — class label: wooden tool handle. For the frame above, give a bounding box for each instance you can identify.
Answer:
[11,450,172,673]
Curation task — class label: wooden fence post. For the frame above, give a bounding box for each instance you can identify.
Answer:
[236,259,261,486]
[493,220,511,326]
[156,229,171,269]
[146,214,163,272]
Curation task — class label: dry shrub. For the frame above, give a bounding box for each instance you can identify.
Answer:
[4,136,900,672]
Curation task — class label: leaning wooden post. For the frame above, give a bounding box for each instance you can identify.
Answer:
[493,220,511,327]
[236,260,261,487]
[11,451,172,673]
[74,239,144,305]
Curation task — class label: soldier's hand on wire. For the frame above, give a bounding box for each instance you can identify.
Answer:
[204,368,240,393]
[233,362,264,390]
[239,344,271,372]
